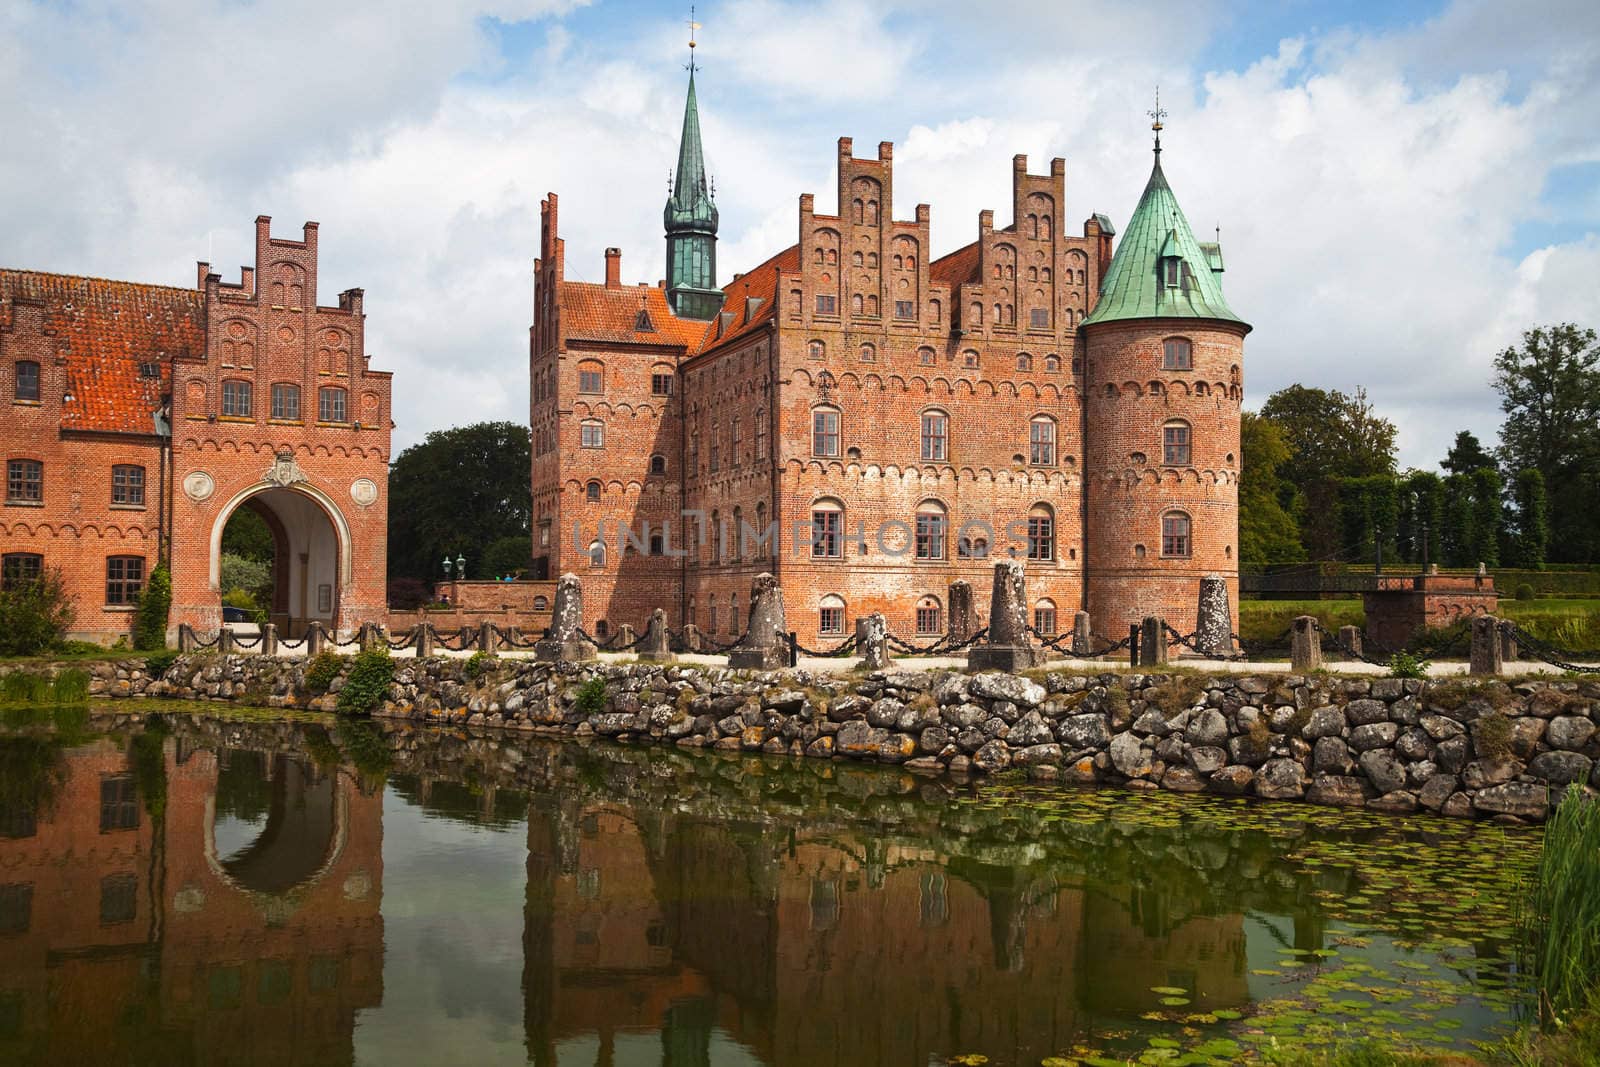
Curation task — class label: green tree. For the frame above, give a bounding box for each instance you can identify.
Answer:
[1469,467,1503,568]
[1440,430,1495,476]
[1441,474,1476,567]
[220,553,271,603]
[0,568,76,655]
[1509,468,1549,569]
[387,421,533,581]
[1493,323,1600,562]
[133,563,171,651]
[221,507,275,562]
[1238,413,1304,564]
[482,535,532,578]
[1399,471,1445,565]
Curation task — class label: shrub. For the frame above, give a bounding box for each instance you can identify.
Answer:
[1387,651,1431,678]
[387,576,432,612]
[574,676,607,717]
[1517,583,1537,601]
[336,647,395,716]
[464,649,495,680]
[0,568,76,656]
[304,651,345,694]
[54,640,105,657]
[220,553,271,605]
[1519,789,1600,1025]
[221,587,267,626]
[133,564,171,651]
[144,649,181,679]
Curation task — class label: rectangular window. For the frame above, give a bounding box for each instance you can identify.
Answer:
[651,373,673,396]
[271,383,301,420]
[1163,338,1192,370]
[812,510,841,558]
[580,422,604,449]
[812,410,840,457]
[1034,606,1057,635]
[921,413,947,462]
[916,604,942,635]
[820,607,844,635]
[99,874,137,925]
[578,369,603,393]
[99,775,139,831]
[815,294,837,315]
[221,380,252,417]
[1029,308,1049,329]
[105,556,144,606]
[0,883,31,936]
[1162,514,1191,557]
[709,430,720,472]
[111,465,145,506]
[1163,424,1191,465]
[915,513,946,560]
[894,300,915,319]
[1164,259,1181,287]
[318,387,347,423]
[1027,516,1054,561]
[14,361,40,402]
[1030,420,1056,466]
[1,553,42,591]
[6,459,42,503]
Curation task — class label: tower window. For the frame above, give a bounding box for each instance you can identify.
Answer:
[585,480,601,502]
[812,408,840,457]
[1163,338,1193,370]
[1163,258,1181,287]
[271,383,301,420]
[920,411,948,462]
[811,500,843,558]
[816,295,837,315]
[1163,421,1191,465]
[1162,512,1192,557]
[1029,416,1056,466]
[1029,308,1048,329]
[651,372,673,396]
[580,420,605,448]
[895,300,915,319]
[649,454,667,475]
[915,501,947,560]
[221,379,252,417]
[1027,504,1055,561]
[578,362,604,394]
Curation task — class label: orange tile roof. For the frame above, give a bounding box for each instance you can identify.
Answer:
[930,241,980,290]
[1,269,203,435]
[692,244,799,357]
[559,281,709,349]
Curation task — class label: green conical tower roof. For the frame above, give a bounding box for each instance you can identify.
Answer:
[1080,149,1247,330]
[664,68,718,234]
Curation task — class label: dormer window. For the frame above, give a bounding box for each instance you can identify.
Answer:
[635,309,654,332]
[1163,258,1181,287]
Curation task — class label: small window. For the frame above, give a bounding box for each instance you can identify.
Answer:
[962,349,979,369]
[1073,355,1084,375]
[859,343,875,363]
[1162,512,1192,557]
[808,340,825,360]
[649,454,667,475]
[816,294,837,315]
[920,411,948,462]
[1017,353,1033,372]
[917,346,936,366]
[111,465,145,507]
[1044,354,1060,372]
[7,459,42,503]
[812,500,843,558]
[99,775,139,831]
[851,293,864,315]
[585,480,601,502]
[0,883,33,934]
[14,360,40,402]
[915,501,947,560]
[895,300,915,319]
[1029,417,1056,466]
[100,873,137,925]
[580,420,604,449]
[1,552,43,590]
[1034,599,1058,636]
[533,595,549,611]
[318,387,347,423]
[1163,258,1181,287]
[578,363,603,393]
[221,379,252,417]
[1029,308,1048,329]
[812,408,840,458]
[588,541,607,568]
[1027,504,1054,561]
[635,309,655,332]
[1163,338,1193,371]
[915,596,942,636]
[651,372,673,396]
[106,556,144,605]
[270,383,300,420]
[852,251,864,267]
[1163,421,1191,465]
[819,594,845,635]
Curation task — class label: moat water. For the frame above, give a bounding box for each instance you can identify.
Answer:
[0,704,1540,1065]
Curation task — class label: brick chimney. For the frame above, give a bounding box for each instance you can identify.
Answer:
[604,247,621,289]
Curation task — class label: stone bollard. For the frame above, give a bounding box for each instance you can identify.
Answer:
[219,627,236,656]
[479,620,499,655]
[855,613,892,670]
[1470,614,1502,676]
[1129,624,1140,667]
[947,580,976,643]
[178,623,195,653]
[1072,611,1093,656]
[262,623,278,657]
[535,573,598,662]
[1290,615,1322,672]
[306,622,326,658]
[359,622,382,652]
[1195,575,1233,656]
[968,560,1041,672]
[1138,616,1168,667]
[616,624,637,650]
[729,573,789,670]
[681,623,703,653]
[1498,619,1518,662]
[415,623,435,658]
[1338,625,1363,661]
[637,609,675,662]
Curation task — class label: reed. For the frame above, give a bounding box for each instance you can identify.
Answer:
[1519,787,1600,1025]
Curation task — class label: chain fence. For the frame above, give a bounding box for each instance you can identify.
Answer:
[788,633,858,658]
[1507,624,1600,674]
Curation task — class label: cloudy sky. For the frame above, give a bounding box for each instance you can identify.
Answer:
[4,0,1597,468]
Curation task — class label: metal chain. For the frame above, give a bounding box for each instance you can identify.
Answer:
[789,633,857,657]
[1311,620,1388,666]
[1162,623,1249,662]
[231,633,263,650]
[190,632,220,649]
[277,634,308,650]
[1508,624,1600,674]
[575,626,651,652]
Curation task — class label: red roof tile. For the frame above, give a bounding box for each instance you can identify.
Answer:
[692,244,799,356]
[930,241,980,290]
[1,269,203,435]
[560,282,709,349]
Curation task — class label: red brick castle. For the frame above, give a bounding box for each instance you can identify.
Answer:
[532,75,1249,645]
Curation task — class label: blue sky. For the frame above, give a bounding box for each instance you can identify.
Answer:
[3,0,1597,468]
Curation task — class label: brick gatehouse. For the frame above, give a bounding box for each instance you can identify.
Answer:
[531,69,1249,645]
[1,217,391,642]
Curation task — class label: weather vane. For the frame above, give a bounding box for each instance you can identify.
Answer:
[1147,86,1167,154]
[686,6,701,72]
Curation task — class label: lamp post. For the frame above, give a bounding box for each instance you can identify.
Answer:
[455,554,466,580]
[442,557,453,578]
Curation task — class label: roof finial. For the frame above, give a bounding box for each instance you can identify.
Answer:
[686,5,701,73]
[1147,86,1167,155]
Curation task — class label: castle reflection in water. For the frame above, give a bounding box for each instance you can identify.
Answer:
[0,718,1251,1065]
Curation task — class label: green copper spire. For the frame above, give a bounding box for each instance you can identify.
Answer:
[664,60,723,321]
[1080,128,1247,331]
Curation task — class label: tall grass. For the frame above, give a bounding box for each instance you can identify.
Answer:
[1519,787,1600,1025]
[0,668,89,706]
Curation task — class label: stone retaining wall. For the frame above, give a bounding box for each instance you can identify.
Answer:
[16,656,1600,824]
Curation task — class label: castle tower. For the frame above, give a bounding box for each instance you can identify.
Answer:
[663,64,723,321]
[1080,111,1249,640]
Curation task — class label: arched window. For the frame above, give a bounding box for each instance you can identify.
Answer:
[811,406,841,458]
[709,594,719,633]
[920,409,948,462]
[962,349,980,369]
[852,251,864,267]
[580,420,604,449]
[1044,354,1060,372]
[858,342,876,362]
[577,360,604,393]
[808,339,825,360]
[317,386,347,423]
[533,596,549,611]
[1016,352,1033,372]
[915,500,947,560]
[930,299,941,323]
[729,592,739,633]
[867,252,878,268]
[596,620,609,640]
[1162,512,1192,557]
[819,594,845,635]
[1163,338,1193,371]
[585,480,601,502]
[915,595,943,635]
[853,198,864,224]
[651,364,674,396]
[710,509,721,562]
[649,531,664,555]
[649,454,667,475]
[755,501,769,556]
[588,541,606,568]
[1034,598,1058,636]
[1027,503,1055,561]
[1163,420,1191,465]
[852,293,864,315]
[866,295,879,316]
[969,302,982,325]
[867,200,879,225]
[811,497,843,558]
[1029,416,1057,466]
[917,346,936,366]
[14,361,40,402]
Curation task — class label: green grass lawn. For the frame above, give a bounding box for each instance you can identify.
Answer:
[1239,597,1600,652]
